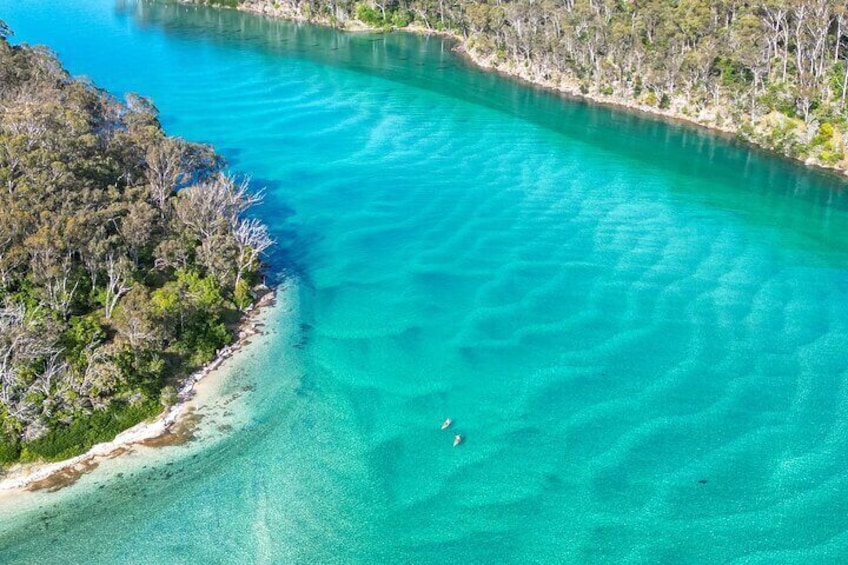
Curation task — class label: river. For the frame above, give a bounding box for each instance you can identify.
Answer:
[2,0,848,562]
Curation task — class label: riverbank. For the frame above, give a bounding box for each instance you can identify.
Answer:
[0,287,278,497]
[194,0,848,178]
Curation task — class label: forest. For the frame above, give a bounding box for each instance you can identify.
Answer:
[0,23,272,465]
[232,0,848,170]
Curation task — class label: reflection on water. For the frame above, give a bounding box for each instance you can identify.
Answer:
[125,0,848,264]
[1,0,848,562]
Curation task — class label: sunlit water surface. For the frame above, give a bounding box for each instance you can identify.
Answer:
[2,1,848,562]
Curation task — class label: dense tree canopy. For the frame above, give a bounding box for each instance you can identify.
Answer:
[0,26,272,464]
[237,0,848,169]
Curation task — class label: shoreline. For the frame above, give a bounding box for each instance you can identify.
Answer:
[202,0,848,179]
[0,287,278,497]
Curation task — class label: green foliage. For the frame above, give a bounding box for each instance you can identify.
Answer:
[234,278,253,310]
[643,92,658,107]
[176,319,232,367]
[0,28,272,466]
[150,284,181,320]
[63,315,106,369]
[758,84,797,118]
[813,122,835,146]
[179,270,226,311]
[830,62,846,95]
[19,401,160,463]
[820,149,842,166]
[761,118,803,158]
[152,270,227,331]
[355,4,384,26]
[0,437,20,465]
[112,347,166,389]
[354,3,411,29]
[159,385,178,408]
[712,57,753,89]
[391,10,411,28]
[151,270,232,368]
[241,0,848,167]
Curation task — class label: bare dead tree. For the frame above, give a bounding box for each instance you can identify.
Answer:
[43,254,79,318]
[0,232,20,292]
[197,233,237,287]
[80,344,122,403]
[174,174,264,240]
[113,289,163,350]
[104,253,132,320]
[117,315,158,349]
[22,418,48,442]
[30,350,67,397]
[0,303,56,407]
[145,137,189,212]
[0,304,26,405]
[233,218,274,290]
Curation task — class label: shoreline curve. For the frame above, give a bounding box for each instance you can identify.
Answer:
[199,0,848,179]
[0,286,280,498]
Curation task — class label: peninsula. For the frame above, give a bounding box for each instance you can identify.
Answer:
[0,23,273,469]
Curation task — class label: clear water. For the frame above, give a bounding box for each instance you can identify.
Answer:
[2,1,848,562]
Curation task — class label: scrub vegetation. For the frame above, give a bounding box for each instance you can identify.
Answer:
[0,24,272,465]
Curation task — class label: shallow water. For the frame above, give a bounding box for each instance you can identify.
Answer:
[2,0,848,562]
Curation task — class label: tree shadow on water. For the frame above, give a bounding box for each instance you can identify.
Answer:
[246,180,321,289]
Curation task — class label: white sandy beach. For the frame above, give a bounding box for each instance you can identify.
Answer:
[0,288,280,500]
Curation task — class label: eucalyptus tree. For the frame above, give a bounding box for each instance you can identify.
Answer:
[0,28,274,462]
[244,0,848,165]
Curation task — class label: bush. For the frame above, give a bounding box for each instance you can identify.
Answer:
[632,77,643,97]
[712,56,753,88]
[391,11,411,27]
[63,315,106,370]
[643,92,658,106]
[355,4,384,26]
[175,319,232,368]
[159,385,179,408]
[20,401,161,462]
[820,149,842,165]
[813,122,835,146]
[758,83,797,118]
[234,278,253,310]
[0,437,21,465]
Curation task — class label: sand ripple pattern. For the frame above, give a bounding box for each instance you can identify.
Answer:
[3,2,848,563]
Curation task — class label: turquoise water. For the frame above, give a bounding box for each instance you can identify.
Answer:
[3,1,848,562]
